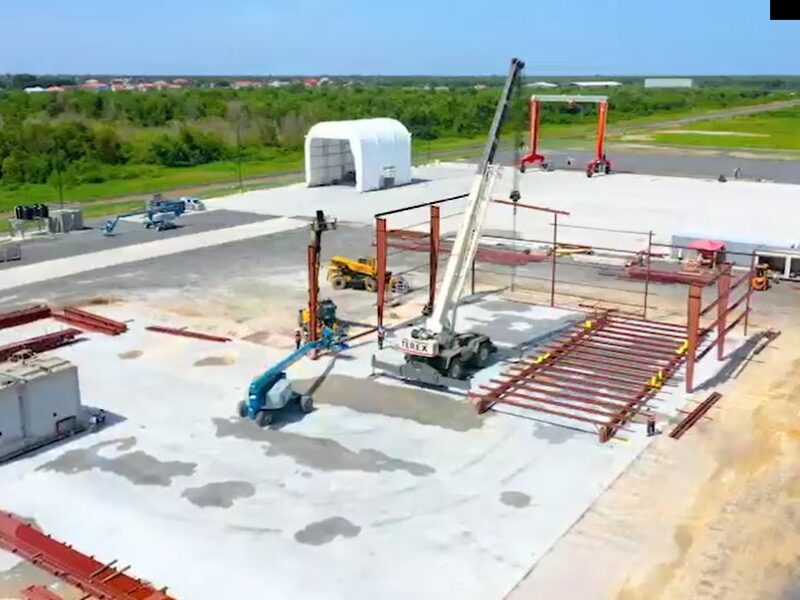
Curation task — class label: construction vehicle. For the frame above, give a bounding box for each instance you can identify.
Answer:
[299,298,344,341]
[101,209,180,235]
[149,193,188,216]
[751,263,771,291]
[327,256,409,293]
[238,327,345,426]
[373,58,525,389]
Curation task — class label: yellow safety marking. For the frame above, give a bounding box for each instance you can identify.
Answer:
[583,320,594,329]
[676,340,688,355]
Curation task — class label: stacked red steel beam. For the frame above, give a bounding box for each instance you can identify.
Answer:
[0,512,175,600]
[0,305,52,330]
[52,307,127,336]
[625,266,715,285]
[669,391,723,439]
[387,237,549,266]
[21,586,64,600]
[471,315,690,442]
[0,329,82,362]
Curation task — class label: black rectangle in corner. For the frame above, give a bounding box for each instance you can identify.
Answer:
[771,0,800,20]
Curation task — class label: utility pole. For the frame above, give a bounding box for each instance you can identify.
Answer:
[236,112,244,193]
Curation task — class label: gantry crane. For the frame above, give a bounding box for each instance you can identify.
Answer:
[383,58,526,388]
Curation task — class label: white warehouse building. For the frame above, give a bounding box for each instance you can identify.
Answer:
[305,118,412,193]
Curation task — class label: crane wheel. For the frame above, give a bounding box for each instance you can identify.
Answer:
[365,277,378,293]
[475,343,492,368]
[299,395,314,414]
[237,400,248,418]
[256,410,273,427]
[447,358,466,380]
[331,276,348,290]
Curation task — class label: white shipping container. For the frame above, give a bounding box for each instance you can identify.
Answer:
[0,375,25,449]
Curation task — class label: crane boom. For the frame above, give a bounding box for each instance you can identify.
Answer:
[426,58,525,334]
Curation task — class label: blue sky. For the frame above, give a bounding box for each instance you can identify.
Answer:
[1,0,798,75]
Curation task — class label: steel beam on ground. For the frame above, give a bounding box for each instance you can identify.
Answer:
[553,356,659,382]
[602,322,686,342]
[587,329,680,350]
[567,337,678,361]
[508,364,650,393]
[547,345,672,371]
[0,304,51,330]
[477,387,622,420]
[508,358,656,387]
[489,378,637,411]
[0,329,82,362]
[608,315,687,331]
[472,392,608,426]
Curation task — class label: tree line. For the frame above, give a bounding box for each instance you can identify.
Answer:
[0,85,785,187]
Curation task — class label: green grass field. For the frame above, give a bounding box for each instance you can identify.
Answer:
[622,106,800,151]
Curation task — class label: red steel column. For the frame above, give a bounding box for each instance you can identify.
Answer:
[550,213,558,307]
[643,231,653,319]
[376,217,387,329]
[307,244,319,343]
[530,99,541,160]
[716,264,732,360]
[686,283,702,393]
[429,205,440,312]
[596,100,609,161]
[744,251,756,336]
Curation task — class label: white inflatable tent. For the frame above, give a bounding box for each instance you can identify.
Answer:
[305,118,412,192]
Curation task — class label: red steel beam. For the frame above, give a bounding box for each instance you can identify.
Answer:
[0,512,174,600]
[608,316,687,331]
[488,378,639,410]
[544,334,679,360]
[505,363,651,391]
[492,198,570,216]
[472,392,607,426]
[602,322,687,340]
[549,356,662,381]
[587,329,681,350]
[475,388,620,421]
[145,326,231,343]
[506,364,650,393]
[21,586,64,600]
[0,305,51,330]
[0,329,82,362]
[670,392,722,439]
[53,307,127,336]
[542,345,673,371]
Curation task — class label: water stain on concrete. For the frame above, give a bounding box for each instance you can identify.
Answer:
[118,350,143,360]
[182,481,256,508]
[213,418,435,476]
[242,330,272,345]
[500,491,532,508]
[292,375,483,432]
[37,437,196,486]
[294,517,361,546]
[194,355,236,367]
[532,424,576,445]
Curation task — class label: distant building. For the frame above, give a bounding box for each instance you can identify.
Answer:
[302,78,319,88]
[570,81,622,88]
[526,81,558,88]
[473,84,488,90]
[172,78,191,87]
[232,80,262,90]
[644,78,694,89]
[23,86,46,93]
[268,80,290,87]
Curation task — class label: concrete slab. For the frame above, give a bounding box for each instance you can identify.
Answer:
[208,163,800,252]
[0,217,307,293]
[0,298,740,600]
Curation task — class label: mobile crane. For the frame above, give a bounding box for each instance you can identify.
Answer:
[377,58,525,389]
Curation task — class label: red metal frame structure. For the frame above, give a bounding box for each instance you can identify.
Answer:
[21,586,64,600]
[470,312,689,442]
[683,260,755,392]
[0,512,175,600]
[519,94,611,176]
[374,196,568,330]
